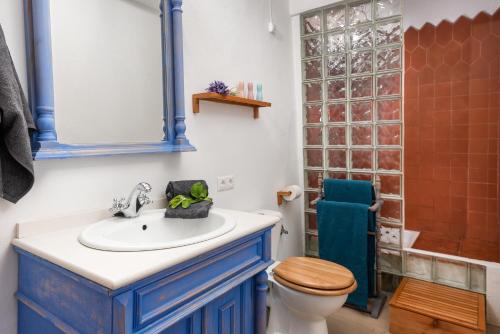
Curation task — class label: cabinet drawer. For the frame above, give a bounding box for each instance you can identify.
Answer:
[133,236,265,329]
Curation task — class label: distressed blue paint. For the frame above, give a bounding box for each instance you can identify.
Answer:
[31,141,195,160]
[24,0,194,159]
[22,0,37,143]
[113,292,134,334]
[159,0,175,144]
[160,310,202,334]
[134,237,263,329]
[255,271,268,334]
[16,248,110,295]
[241,278,255,334]
[171,0,189,146]
[263,229,272,261]
[17,250,113,333]
[29,0,56,142]
[203,285,242,333]
[18,302,66,334]
[15,227,272,334]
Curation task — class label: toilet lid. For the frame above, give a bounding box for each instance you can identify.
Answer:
[273,257,355,291]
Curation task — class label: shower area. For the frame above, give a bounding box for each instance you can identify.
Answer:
[404,12,500,263]
[301,0,500,293]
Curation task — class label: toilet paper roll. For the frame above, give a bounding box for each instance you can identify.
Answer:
[281,185,303,202]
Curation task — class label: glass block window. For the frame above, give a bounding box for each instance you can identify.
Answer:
[301,0,403,261]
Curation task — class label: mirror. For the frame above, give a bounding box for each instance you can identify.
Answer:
[24,0,194,159]
[50,0,163,144]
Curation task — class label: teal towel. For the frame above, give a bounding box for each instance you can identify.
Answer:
[324,179,373,204]
[317,200,371,309]
[324,179,376,294]
[318,179,376,308]
[324,179,376,231]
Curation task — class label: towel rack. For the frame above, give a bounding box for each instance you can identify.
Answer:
[309,174,384,211]
[309,174,387,318]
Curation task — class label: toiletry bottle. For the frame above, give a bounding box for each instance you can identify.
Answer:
[238,81,245,98]
[247,82,254,100]
[256,83,263,101]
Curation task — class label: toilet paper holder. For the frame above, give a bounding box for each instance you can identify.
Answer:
[276,191,292,206]
[277,185,303,206]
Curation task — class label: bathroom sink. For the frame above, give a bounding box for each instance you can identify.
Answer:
[78,208,236,251]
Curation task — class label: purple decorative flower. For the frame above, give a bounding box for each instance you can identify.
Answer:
[206,81,229,96]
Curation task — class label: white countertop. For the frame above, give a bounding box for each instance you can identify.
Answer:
[12,208,278,290]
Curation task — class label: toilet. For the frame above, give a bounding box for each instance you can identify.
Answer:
[254,210,357,334]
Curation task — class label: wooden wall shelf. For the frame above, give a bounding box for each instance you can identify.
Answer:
[192,93,271,119]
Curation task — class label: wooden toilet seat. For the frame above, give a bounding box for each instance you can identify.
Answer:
[272,257,357,296]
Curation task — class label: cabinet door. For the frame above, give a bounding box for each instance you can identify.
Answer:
[159,310,201,334]
[203,280,254,334]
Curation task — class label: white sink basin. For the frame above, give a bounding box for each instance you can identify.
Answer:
[78,208,236,251]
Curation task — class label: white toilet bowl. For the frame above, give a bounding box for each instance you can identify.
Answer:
[266,258,356,334]
[252,210,356,334]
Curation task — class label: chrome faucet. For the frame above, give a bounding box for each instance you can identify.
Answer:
[110,182,153,218]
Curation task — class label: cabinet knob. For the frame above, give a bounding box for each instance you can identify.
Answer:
[432,319,439,327]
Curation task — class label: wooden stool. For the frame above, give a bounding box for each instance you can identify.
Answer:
[390,278,486,334]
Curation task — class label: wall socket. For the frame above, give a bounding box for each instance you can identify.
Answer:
[217,175,235,192]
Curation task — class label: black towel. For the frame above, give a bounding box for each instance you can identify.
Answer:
[0,25,35,203]
[165,180,208,201]
[165,180,213,219]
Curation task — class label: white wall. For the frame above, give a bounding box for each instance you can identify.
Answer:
[0,1,301,333]
[289,0,341,16]
[403,0,499,29]
[289,0,499,25]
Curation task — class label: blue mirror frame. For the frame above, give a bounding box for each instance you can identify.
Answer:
[23,0,195,160]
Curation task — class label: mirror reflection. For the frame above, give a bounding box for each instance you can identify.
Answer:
[50,0,164,144]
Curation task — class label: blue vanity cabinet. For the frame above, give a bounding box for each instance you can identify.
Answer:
[16,228,272,334]
[154,280,253,334]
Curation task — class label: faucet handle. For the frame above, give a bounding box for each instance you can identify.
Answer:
[138,193,153,207]
[138,182,152,193]
[110,197,127,213]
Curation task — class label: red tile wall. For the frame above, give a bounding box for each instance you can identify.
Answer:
[404,9,500,262]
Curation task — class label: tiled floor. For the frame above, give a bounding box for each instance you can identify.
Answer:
[412,232,461,255]
[412,231,500,262]
[327,304,390,334]
[326,298,500,334]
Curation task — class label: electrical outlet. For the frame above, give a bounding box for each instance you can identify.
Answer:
[217,175,235,192]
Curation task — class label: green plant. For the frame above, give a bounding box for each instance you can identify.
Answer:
[169,182,212,209]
